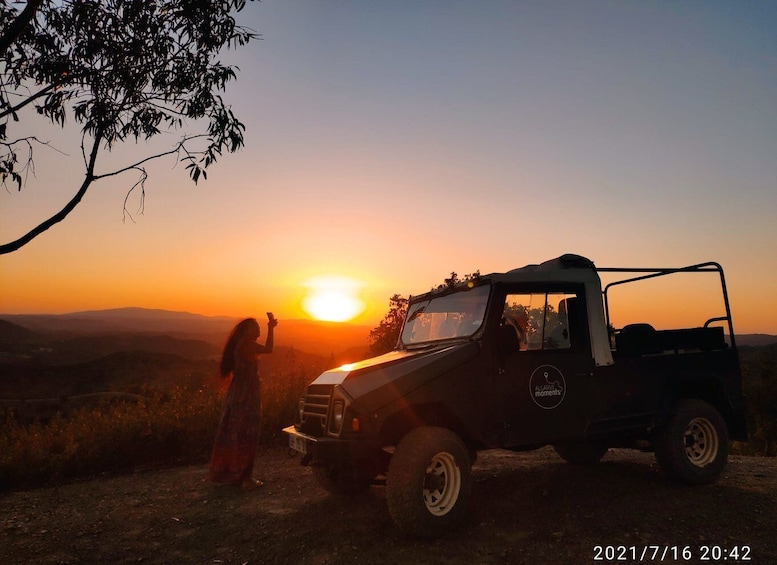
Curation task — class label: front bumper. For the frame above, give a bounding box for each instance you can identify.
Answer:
[282,425,382,465]
[283,425,316,456]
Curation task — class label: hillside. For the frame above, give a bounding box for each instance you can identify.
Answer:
[0,350,216,399]
[0,318,37,341]
[0,308,372,357]
[0,309,371,406]
[736,334,777,347]
[0,308,364,416]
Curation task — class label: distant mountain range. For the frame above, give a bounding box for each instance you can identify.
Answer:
[735,334,777,347]
[0,308,372,405]
[0,307,373,358]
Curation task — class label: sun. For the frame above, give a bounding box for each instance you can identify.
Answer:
[302,276,365,322]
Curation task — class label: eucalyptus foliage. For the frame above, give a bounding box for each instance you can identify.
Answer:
[0,0,257,253]
[369,294,409,355]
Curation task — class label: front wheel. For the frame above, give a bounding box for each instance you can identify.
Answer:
[386,427,472,537]
[653,399,729,485]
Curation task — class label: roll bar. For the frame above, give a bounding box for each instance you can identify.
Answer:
[596,262,737,350]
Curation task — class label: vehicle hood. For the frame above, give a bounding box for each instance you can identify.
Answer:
[310,342,480,414]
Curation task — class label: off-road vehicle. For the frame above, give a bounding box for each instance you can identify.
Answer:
[283,254,747,536]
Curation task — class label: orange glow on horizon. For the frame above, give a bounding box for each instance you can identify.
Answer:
[1,242,774,335]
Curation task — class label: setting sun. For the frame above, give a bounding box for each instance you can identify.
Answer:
[301,276,366,322]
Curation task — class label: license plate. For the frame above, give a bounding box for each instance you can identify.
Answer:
[288,433,307,454]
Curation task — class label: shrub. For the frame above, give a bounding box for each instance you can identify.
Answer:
[0,360,321,491]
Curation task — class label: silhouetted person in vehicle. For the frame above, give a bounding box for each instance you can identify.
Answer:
[209,313,277,490]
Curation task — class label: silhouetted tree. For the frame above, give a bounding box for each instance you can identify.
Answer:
[0,0,257,254]
[432,270,481,292]
[369,294,408,355]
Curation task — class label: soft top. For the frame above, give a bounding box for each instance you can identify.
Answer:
[486,253,613,367]
[487,254,600,285]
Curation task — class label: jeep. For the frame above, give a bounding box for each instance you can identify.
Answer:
[283,254,747,536]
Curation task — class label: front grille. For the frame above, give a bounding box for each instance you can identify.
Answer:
[299,383,333,436]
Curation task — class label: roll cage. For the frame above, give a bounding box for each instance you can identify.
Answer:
[597,261,737,350]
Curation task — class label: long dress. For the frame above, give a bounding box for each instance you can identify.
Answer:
[209,340,263,483]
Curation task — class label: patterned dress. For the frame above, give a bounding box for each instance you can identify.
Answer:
[209,339,264,483]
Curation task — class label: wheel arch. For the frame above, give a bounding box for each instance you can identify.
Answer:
[379,402,470,448]
[661,374,743,438]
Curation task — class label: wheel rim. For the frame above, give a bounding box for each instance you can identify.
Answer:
[422,452,461,516]
[684,417,719,467]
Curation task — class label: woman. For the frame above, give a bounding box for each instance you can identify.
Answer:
[209,313,277,490]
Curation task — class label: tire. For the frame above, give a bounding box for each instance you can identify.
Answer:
[653,399,729,485]
[313,463,373,497]
[386,427,472,537]
[553,440,608,465]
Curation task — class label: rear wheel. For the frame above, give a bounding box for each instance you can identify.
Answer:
[654,399,729,485]
[386,427,472,537]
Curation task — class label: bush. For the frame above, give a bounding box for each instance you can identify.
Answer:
[0,386,218,490]
[0,359,321,491]
[733,345,777,457]
[260,360,310,442]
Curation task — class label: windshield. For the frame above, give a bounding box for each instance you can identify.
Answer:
[401,284,490,346]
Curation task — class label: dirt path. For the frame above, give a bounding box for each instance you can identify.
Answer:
[2,447,775,564]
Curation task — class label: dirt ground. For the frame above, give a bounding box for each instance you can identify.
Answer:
[1,446,775,565]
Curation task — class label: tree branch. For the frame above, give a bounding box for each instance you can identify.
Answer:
[0,130,102,255]
[0,83,58,120]
[91,134,207,181]
[122,167,148,223]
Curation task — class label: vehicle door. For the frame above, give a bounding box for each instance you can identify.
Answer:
[492,286,595,447]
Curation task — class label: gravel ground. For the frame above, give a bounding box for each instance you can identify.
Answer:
[1,446,775,564]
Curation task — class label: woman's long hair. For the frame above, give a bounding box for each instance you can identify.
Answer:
[219,318,259,377]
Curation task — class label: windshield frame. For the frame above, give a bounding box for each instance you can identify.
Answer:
[400,283,491,347]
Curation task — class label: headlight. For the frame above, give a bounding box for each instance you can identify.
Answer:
[328,386,354,436]
[332,400,345,431]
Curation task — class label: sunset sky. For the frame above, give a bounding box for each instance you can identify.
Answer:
[1,1,776,334]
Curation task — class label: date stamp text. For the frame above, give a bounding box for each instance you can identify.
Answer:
[593,545,752,562]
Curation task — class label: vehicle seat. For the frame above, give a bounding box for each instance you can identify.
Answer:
[563,297,588,349]
[616,323,659,355]
[497,322,520,354]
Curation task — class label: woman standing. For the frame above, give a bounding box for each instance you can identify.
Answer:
[209,313,277,490]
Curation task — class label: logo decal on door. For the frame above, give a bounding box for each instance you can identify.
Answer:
[529,364,566,409]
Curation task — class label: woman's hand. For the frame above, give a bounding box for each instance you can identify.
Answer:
[267,312,279,328]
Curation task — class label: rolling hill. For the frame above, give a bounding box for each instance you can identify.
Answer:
[0,309,371,408]
[0,308,373,358]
